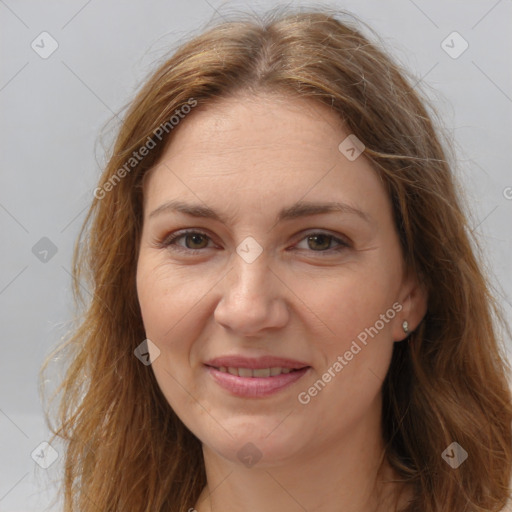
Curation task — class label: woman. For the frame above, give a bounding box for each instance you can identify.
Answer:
[45,7,512,512]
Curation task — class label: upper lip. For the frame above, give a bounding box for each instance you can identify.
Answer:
[204,355,310,370]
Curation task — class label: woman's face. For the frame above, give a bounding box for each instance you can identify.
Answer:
[136,93,418,466]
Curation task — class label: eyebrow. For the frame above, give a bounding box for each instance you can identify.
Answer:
[149,199,372,224]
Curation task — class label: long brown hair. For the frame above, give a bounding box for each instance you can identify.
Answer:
[42,6,512,511]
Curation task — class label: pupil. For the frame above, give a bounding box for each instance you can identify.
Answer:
[309,234,330,251]
[187,234,206,249]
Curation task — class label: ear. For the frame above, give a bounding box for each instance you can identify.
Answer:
[392,271,428,342]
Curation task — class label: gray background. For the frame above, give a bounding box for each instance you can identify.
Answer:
[1,0,511,510]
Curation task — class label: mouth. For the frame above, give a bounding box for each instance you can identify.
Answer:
[207,365,305,377]
[203,356,311,398]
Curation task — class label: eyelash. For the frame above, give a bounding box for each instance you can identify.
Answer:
[159,229,350,255]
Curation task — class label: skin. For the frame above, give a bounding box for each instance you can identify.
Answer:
[136,92,427,512]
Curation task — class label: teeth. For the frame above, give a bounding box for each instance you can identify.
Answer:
[238,367,253,378]
[253,368,270,378]
[216,366,299,377]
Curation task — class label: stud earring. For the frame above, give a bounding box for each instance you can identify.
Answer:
[402,320,409,333]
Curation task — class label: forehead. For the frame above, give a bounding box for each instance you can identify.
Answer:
[163,92,345,161]
[143,92,390,222]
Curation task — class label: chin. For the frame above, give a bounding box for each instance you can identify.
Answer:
[197,418,309,469]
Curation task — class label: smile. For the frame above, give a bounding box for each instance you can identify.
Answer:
[205,365,310,398]
[212,366,300,377]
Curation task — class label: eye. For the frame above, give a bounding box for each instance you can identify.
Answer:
[159,229,350,255]
[161,230,215,252]
[294,232,350,253]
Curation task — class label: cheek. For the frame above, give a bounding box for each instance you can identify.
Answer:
[136,255,223,386]
[137,256,214,340]
[290,265,400,349]
[136,258,212,424]
[136,262,202,408]
[292,264,399,411]
[296,304,396,436]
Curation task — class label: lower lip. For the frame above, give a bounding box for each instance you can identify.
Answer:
[205,366,310,398]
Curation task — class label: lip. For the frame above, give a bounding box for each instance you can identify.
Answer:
[204,355,310,370]
[204,355,311,398]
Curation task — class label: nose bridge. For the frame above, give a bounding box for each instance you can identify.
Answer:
[213,250,289,335]
[228,253,273,307]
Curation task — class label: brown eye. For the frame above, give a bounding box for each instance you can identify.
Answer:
[294,232,350,254]
[184,233,209,249]
[161,230,214,252]
[307,234,333,251]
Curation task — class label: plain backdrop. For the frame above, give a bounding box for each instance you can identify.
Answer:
[1,0,511,510]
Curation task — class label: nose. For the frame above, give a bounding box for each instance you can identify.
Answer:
[213,254,290,337]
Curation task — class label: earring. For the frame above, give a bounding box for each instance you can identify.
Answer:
[402,320,409,333]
